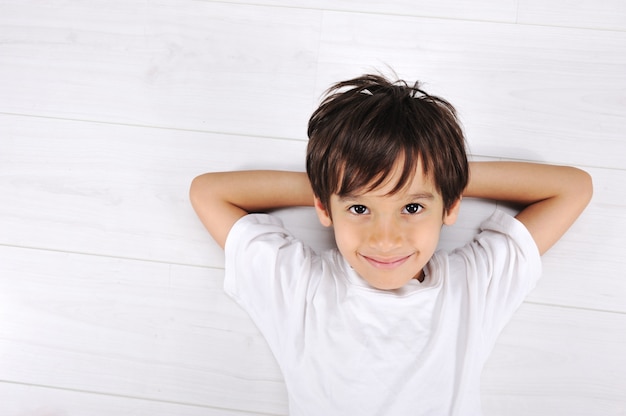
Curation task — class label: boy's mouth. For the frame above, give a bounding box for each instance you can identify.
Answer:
[360,254,413,270]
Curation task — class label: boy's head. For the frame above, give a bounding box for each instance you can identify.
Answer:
[306,74,469,289]
[306,74,468,215]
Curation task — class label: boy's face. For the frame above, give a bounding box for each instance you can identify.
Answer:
[314,160,460,290]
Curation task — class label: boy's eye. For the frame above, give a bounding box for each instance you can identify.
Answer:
[349,205,369,215]
[403,203,423,214]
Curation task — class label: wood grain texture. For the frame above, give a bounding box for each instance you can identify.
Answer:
[212,0,520,23]
[0,382,268,416]
[316,11,626,169]
[518,0,626,31]
[3,1,625,168]
[0,114,307,267]
[1,0,624,414]
[0,0,321,139]
[0,246,288,414]
[483,303,626,415]
[529,165,626,313]
[2,245,624,415]
[2,115,623,312]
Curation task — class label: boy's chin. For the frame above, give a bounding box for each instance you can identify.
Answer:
[362,273,423,290]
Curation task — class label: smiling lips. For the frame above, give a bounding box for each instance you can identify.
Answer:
[360,254,413,270]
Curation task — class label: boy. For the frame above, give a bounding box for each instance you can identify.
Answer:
[190,74,592,415]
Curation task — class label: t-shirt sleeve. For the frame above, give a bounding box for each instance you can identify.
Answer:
[453,210,542,348]
[223,213,318,354]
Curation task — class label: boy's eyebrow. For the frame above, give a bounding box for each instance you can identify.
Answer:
[407,192,435,200]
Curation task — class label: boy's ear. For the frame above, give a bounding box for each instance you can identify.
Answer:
[314,197,333,227]
[443,197,462,226]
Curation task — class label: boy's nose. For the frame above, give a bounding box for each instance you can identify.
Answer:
[368,217,403,251]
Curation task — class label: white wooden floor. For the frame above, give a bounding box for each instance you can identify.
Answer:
[1,1,625,414]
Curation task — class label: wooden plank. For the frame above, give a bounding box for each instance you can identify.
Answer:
[482,302,626,415]
[212,0,519,23]
[518,0,626,31]
[3,1,626,170]
[0,114,307,268]
[0,246,288,414]
[0,114,492,268]
[0,382,269,416]
[2,115,623,312]
[0,0,321,139]
[2,246,623,415]
[316,12,626,169]
[1,2,623,415]
[526,166,626,313]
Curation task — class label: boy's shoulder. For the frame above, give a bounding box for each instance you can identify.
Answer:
[442,209,542,289]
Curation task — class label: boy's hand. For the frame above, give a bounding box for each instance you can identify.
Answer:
[189,171,313,248]
[464,162,592,255]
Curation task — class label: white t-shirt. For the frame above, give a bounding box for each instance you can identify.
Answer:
[224,209,541,416]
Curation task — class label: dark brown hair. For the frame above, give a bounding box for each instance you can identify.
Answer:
[306,74,468,213]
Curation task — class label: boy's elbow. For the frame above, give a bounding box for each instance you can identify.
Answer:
[564,167,593,212]
[189,175,202,205]
[574,167,593,205]
[189,173,213,208]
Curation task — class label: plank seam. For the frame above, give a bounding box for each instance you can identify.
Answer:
[0,379,282,416]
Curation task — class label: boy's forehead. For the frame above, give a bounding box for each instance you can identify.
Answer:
[337,164,440,200]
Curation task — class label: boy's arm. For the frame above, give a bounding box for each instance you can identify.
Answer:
[464,162,593,255]
[189,171,314,248]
